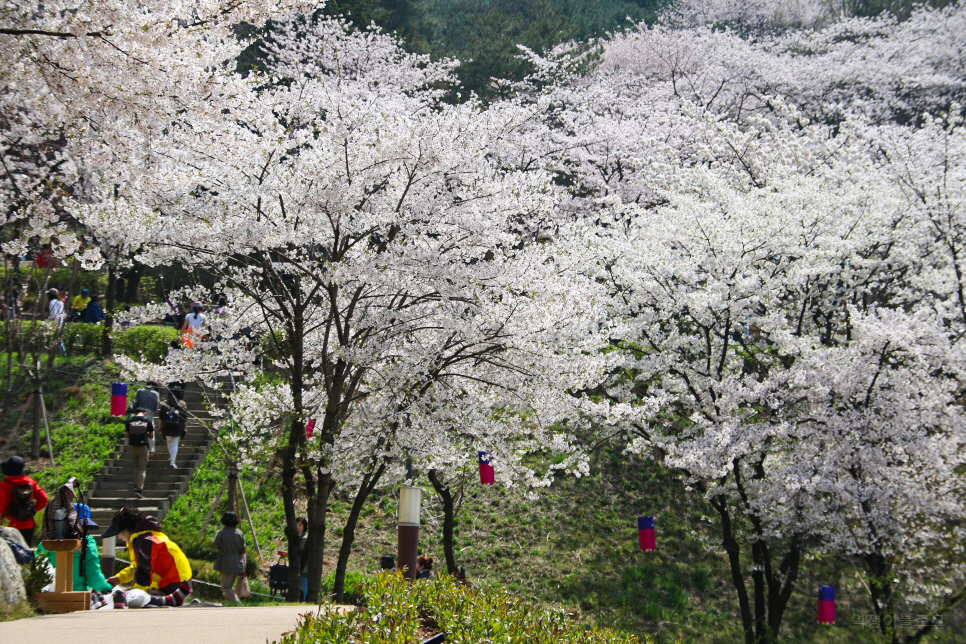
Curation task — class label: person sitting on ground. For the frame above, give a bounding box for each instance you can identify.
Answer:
[70,289,91,321]
[0,455,49,547]
[103,507,193,607]
[35,504,112,593]
[213,512,246,603]
[83,293,106,323]
[416,555,434,579]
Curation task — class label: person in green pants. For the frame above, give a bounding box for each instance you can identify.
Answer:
[35,503,112,593]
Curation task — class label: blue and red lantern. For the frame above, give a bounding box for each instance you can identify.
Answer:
[818,586,835,624]
[478,451,495,485]
[110,382,128,417]
[638,516,656,551]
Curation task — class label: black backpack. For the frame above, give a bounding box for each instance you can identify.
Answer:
[7,483,36,521]
[161,408,183,437]
[268,562,289,597]
[127,417,150,446]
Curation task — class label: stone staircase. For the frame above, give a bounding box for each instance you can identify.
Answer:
[83,378,234,537]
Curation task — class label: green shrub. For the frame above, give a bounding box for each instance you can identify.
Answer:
[320,570,367,606]
[62,323,104,356]
[21,553,54,597]
[113,324,178,362]
[275,573,646,644]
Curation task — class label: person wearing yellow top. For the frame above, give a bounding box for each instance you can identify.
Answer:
[103,507,193,607]
[70,289,91,321]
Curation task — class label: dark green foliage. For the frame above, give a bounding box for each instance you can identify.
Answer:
[20,552,54,597]
[112,324,178,362]
[61,323,104,356]
[276,572,645,643]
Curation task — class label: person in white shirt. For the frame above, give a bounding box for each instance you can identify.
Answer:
[179,302,205,349]
[181,303,205,331]
[47,289,64,321]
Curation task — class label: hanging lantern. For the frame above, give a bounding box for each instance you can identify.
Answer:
[110,382,128,417]
[478,451,495,485]
[818,586,835,624]
[305,418,316,440]
[638,516,656,551]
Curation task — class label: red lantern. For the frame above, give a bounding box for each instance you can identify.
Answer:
[306,418,316,439]
[478,451,495,484]
[638,516,656,551]
[818,586,835,624]
[110,382,128,417]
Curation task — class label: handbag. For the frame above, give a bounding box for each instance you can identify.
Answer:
[236,574,252,599]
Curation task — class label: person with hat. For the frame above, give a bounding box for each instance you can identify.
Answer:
[69,289,91,321]
[0,455,48,546]
[212,511,246,603]
[103,507,193,607]
[35,504,112,592]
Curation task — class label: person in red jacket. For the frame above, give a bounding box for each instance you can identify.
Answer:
[0,455,49,546]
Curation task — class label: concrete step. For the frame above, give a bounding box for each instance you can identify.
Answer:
[92,480,185,491]
[96,467,190,480]
[88,496,170,506]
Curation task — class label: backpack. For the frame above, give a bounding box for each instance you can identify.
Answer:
[7,483,36,521]
[127,417,150,446]
[161,408,183,437]
[268,562,289,597]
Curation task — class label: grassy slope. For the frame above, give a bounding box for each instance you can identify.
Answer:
[6,358,964,640]
[1,356,125,491]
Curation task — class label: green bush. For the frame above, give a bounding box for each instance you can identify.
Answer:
[320,570,367,606]
[63,323,104,356]
[275,573,646,644]
[113,324,178,362]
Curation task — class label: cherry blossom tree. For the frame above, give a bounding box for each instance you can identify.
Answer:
[105,13,611,602]
[509,5,966,638]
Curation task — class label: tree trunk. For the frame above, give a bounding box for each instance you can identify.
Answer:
[428,469,458,575]
[280,420,303,602]
[334,461,386,602]
[226,465,238,515]
[711,496,755,644]
[103,263,115,355]
[304,465,335,603]
[122,262,145,303]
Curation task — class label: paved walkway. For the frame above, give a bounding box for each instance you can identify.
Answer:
[0,605,334,644]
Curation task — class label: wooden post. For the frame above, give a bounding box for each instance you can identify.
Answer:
[40,387,55,466]
[237,478,263,561]
[199,478,228,539]
[35,539,90,613]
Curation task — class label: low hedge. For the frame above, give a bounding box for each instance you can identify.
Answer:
[113,324,178,362]
[61,323,178,362]
[276,572,646,644]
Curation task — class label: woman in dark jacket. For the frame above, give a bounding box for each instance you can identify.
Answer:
[213,512,246,603]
